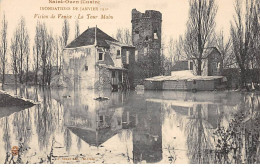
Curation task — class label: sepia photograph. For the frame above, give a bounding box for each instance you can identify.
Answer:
[0,0,260,165]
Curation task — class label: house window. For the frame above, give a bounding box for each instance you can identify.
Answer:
[126,51,129,64]
[193,80,196,84]
[145,36,149,41]
[117,50,121,58]
[84,65,88,71]
[99,115,104,123]
[154,29,158,39]
[135,29,139,34]
[98,52,104,61]
[112,71,116,78]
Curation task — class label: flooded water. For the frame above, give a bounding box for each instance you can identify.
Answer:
[0,86,260,164]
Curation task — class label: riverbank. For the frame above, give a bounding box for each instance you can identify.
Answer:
[0,90,35,107]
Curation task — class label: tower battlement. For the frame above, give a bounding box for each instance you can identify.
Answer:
[131,9,162,23]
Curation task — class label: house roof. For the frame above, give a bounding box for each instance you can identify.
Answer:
[105,40,135,48]
[145,70,224,81]
[97,64,127,70]
[203,47,221,58]
[67,126,118,147]
[65,27,118,48]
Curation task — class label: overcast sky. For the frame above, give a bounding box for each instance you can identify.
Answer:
[0,0,236,44]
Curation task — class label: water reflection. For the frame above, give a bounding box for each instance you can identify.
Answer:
[0,86,259,164]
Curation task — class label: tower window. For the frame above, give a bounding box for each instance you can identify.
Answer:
[98,52,104,61]
[154,29,158,39]
[84,65,88,71]
[135,50,138,62]
[144,47,148,56]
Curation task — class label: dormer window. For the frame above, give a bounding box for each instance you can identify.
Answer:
[154,29,158,39]
[98,52,104,61]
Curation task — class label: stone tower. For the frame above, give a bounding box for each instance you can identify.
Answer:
[131,9,162,84]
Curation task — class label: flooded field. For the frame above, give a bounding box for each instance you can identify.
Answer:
[0,86,260,164]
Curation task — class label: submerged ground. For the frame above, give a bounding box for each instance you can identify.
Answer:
[0,85,259,164]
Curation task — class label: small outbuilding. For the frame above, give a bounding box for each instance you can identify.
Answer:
[144,70,227,91]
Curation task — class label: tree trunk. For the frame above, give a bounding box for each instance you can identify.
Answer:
[26,54,29,85]
[197,59,202,75]
[2,59,5,87]
[20,53,23,84]
[35,52,38,85]
[240,67,246,89]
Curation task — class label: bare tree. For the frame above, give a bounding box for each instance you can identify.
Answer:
[74,19,80,39]
[115,28,132,45]
[62,19,70,47]
[230,0,257,88]
[53,35,61,74]
[37,22,55,86]
[46,31,54,85]
[59,36,63,72]
[10,29,19,87]
[33,21,41,85]
[39,22,48,85]
[215,30,235,69]
[184,0,218,75]
[0,13,8,87]
[25,41,30,85]
[116,28,123,43]
[17,17,30,84]
[123,28,132,45]
[167,37,175,63]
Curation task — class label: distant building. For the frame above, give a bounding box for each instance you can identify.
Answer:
[62,27,135,90]
[172,47,223,76]
[131,9,162,85]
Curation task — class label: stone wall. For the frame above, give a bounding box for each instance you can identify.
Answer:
[63,46,97,89]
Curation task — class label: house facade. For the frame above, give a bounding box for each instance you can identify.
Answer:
[172,47,223,76]
[62,27,135,90]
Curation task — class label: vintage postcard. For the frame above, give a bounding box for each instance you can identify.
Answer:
[0,0,259,165]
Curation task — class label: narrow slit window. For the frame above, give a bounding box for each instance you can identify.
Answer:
[135,50,138,62]
[154,29,158,39]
